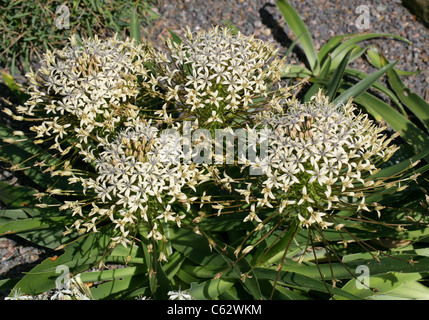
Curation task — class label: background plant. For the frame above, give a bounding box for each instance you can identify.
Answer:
[0,0,159,74]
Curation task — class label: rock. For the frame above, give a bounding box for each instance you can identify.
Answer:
[402,0,429,26]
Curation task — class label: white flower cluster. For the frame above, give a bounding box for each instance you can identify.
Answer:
[12,28,410,254]
[241,91,401,229]
[152,26,292,126]
[18,35,152,160]
[65,119,211,247]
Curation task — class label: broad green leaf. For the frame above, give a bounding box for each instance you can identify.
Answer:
[366,46,422,76]
[168,227,219,266]
[0,124,72,190]
[218,284,242,300]
[332,61,397,106]
[276,0,319,73]
[352,91,429,153]
[17,227,77,250]
[123,284,153,300]
[189,278,236,300]
[0,181,40,209]
[334,272,422,300]
[370,280,429,300]
[0,181,80,249]
[344,68,405,114]
[348,45,369,63]
[253,267,361,299]
[0,181,69,218]
[0,209,29,220]
[330,33,409,68]
[282,64,312,78]
[179,238,262,300]
[0,216,70,235]
[328,44,364,71]
[181,261,223,279]
[258,220,300,266]
[90,274,149,300]
[1,71,29,103]
[167,29,182,45]
[318,35,349,64]
[80,266,146,283]
[12,228,118,295]
[82,244,150,299]
[270,283,312,300]
[367,47,429,128]
[162,251,186,280]
[280,254,429,281]
[176,268,200,285]
[197,212,253,232]
[387,68,429,132]
[321,221,429,243]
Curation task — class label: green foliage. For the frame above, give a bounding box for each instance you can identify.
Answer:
[1,0,429,301]
[0,0,159,73]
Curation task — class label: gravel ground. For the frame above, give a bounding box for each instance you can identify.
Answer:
[1,0,429,298]
[0,236,53,299]
[0,236,51,279]
[147,0,429,100]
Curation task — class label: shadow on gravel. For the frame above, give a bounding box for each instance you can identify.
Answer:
[0,235,55,299]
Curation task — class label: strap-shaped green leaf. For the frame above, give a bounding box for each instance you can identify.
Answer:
[332,61,397,106]
[253,267,361,299]
[326,50,352,101]
[190,278,236,300]
[353,91,429,153]
[276,0,319,73]
[334,272,423,300]
[129,6,141,44]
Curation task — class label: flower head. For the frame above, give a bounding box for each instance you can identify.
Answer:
[151,26,294,127]
[18,35,154,163]
[242,91,403,230]
[66,119,210,247]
